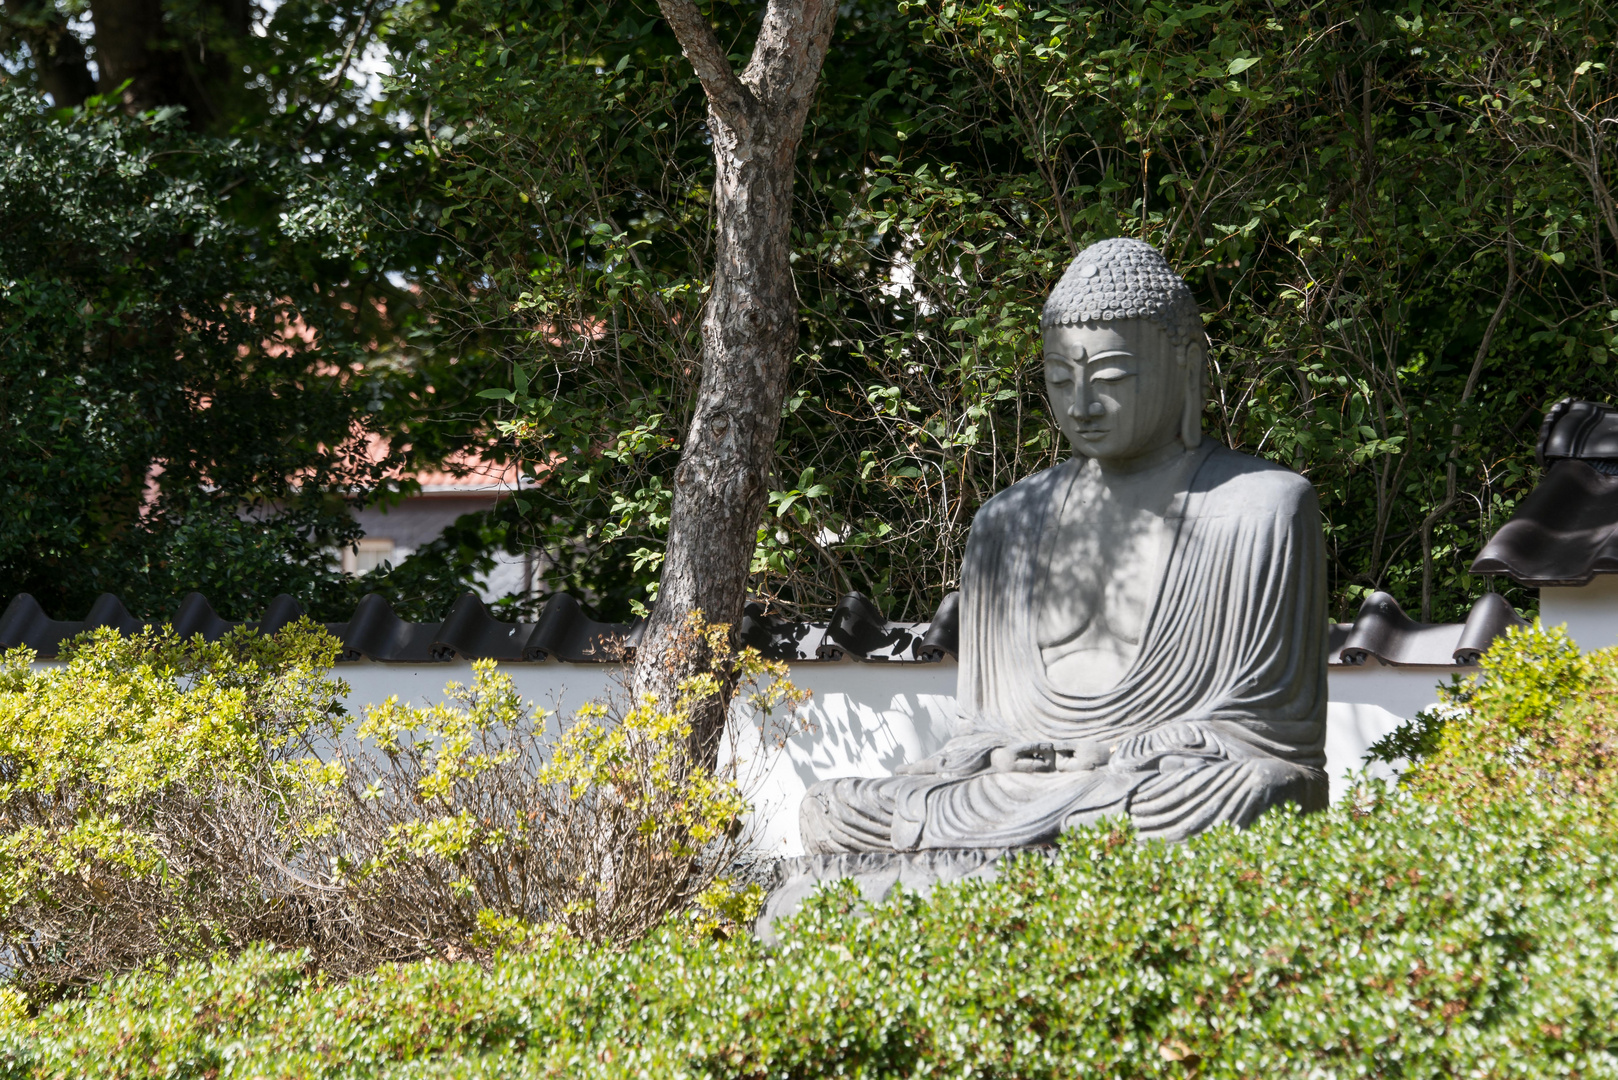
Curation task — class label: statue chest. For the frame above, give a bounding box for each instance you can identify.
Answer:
[1034,471,1176,693]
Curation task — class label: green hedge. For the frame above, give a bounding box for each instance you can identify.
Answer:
[8,624,1618,1077]
[6,788,1616,1078]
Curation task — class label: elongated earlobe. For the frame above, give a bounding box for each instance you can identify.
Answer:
[1180,344,1204,449]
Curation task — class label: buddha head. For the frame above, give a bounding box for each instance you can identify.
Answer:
[1039,238,1206,463]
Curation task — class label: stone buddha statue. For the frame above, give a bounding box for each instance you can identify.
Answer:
[801,238,1328,851]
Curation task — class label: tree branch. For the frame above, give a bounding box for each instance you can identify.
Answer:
[744,0,837,116]
[654,0,754,120]
[1420,227,1517,621]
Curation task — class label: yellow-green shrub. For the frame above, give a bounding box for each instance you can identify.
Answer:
[0,622,346,995]
[8,789,1618,1079]
[1375,622,1618,823]
[0,615,801,996]
[327,616,803,948]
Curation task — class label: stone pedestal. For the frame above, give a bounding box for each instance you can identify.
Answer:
[756,848,1050,942]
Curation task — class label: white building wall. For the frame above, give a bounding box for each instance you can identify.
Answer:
[334,657,1460,857]
[1540,576,1618,651]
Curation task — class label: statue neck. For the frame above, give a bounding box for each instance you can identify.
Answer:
[1085,440,1192,481]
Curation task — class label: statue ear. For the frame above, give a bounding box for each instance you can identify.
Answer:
[1179,341,1204,449]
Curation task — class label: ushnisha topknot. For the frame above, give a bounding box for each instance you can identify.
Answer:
[1041,237,1204,352]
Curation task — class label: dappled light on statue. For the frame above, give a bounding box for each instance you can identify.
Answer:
[800,238,1330,852]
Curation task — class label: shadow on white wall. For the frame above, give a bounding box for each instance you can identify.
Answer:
[328,657,1456,857]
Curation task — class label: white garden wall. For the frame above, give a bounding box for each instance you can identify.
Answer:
[334,657,1455,856]
[1541,576,1618,651]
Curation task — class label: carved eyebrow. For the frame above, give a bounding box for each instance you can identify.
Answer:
[1083,350,1136,364]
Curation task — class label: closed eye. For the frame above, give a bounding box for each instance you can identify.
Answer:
[1045,365,1074,384]
[1089,366,1134,382]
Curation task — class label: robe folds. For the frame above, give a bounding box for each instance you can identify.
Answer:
[801,443,1330,852]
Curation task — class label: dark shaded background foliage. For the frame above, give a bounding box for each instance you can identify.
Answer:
[397,0,1618,624]
[0,93,376,619]
[0,90,519,622]
[4,0,1617,625]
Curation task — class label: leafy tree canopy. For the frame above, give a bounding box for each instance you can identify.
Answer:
[0,0,513,621]
[5,0,1617,625]
[405,0,1618,623]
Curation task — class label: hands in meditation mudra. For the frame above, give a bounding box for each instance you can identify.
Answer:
[801,239,1329,852]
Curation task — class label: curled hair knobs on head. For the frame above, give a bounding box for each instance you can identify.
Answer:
[1041,237,1204,353]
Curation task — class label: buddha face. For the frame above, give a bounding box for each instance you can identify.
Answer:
[1043,319,1186,464]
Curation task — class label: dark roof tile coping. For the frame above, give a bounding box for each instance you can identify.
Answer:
[1474,458,1618,586]
[2,589,1524,668]
[1334,591,1526,667]
[0,590,944,664]
[1473,399,1618,586]
[1535,398,1618,467]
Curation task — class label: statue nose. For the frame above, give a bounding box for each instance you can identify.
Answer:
[1087,401,1105,417]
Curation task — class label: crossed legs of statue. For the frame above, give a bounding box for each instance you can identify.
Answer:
[800,723,1327,853]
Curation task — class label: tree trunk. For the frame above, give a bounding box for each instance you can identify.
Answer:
[633,0,836,753]
[89,0,178,112]
[87,0,240,124]
[8,0,249,120]
[2,0,96,106]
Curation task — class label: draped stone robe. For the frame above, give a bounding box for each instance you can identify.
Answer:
[801,443,1329,852]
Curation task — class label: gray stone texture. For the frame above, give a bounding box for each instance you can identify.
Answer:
[756,849,1040,943]
[1041,237,1204,350]
[791,237,1329,887]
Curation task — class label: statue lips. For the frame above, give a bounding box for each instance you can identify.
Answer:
[1072,426,1113,449]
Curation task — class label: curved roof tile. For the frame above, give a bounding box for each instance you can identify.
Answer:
[171,593,236,643]
[1535,398,1618,466]
[1336,591,1525,667]
[917,591,961,662]
[523,593,627,663]
[821,593,924,662]
[1474,400,1618,586]
[1473,459,1618,585]
[1,588,1523,668]
[328,593,441,662]
[434,592,530,662]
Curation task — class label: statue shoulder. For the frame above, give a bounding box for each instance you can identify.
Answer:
[1195,445,1319,518]
[972,462,1070,529]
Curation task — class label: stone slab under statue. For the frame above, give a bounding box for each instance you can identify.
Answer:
[761,238,1328,933]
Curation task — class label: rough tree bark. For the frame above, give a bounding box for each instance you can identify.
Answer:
[632,0,837,748]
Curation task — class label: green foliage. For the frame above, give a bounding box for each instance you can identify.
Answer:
[1384,622,1618,822]
[1363,703,1450,766]
[395,0,1618,622]
[0,622,348,992]
[11,583,1618,1075]
[375,0,715,618]
[0,613,795,992]
[14,0,1611,626]
[1443,622,1595,736]
[0,87,528,621]
[333,623,791,946]
[859,0,1616,623]
[0,90,372,619]
[6,791,1617,1077]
